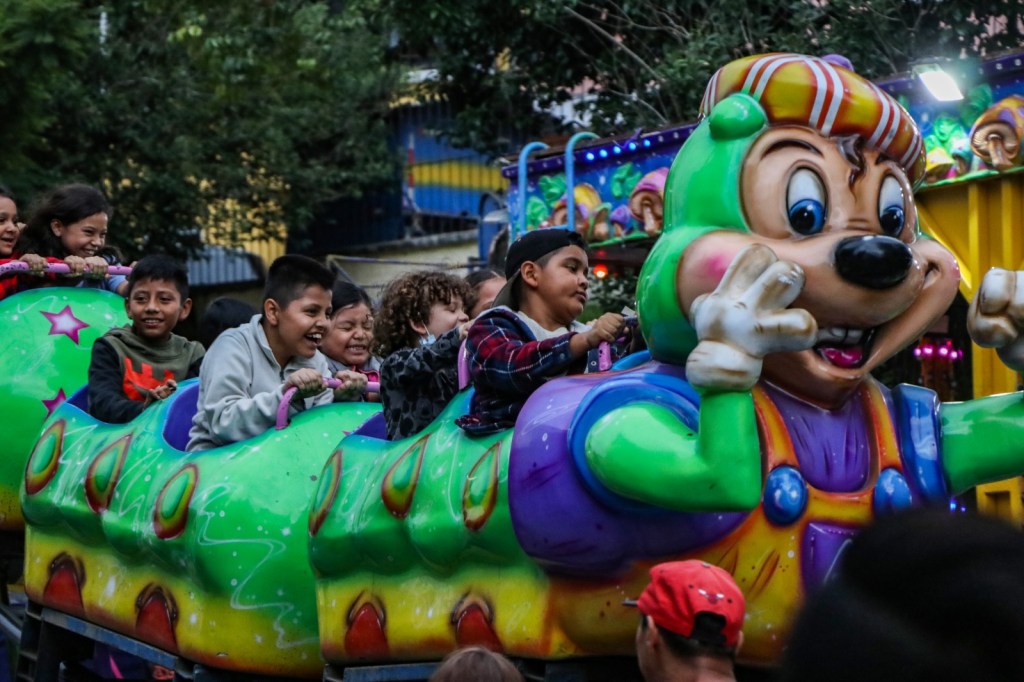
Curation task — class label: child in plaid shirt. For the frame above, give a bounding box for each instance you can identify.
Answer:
[456,228,624,435]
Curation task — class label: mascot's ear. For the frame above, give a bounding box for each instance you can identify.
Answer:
[709,93,768,141]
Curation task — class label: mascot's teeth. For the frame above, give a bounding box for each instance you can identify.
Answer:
[818,327,865,345]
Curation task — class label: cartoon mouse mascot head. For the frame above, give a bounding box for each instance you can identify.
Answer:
[637,53,961,407]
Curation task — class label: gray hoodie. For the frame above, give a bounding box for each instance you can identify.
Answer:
[187,314,331,451]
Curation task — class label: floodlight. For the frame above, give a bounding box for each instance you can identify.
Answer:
[913,63,963,102]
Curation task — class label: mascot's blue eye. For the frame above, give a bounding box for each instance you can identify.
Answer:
[878,176,906,236]
[880,206,905,234]
[786,169,827,236]
[788,200,826,235]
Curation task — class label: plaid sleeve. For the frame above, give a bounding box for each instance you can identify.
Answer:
[467,311,578,395]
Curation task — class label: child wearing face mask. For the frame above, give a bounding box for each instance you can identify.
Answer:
[322,280,382,392]
[375,270,470,440]
[18,183,129,296]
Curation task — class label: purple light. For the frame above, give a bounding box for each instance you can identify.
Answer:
[938,346,949,357]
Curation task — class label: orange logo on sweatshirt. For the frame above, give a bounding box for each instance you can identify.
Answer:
[123,358,174,402]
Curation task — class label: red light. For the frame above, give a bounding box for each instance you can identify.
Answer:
[593,264,609,279]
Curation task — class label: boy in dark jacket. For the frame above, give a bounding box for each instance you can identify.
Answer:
[88,254,204,423]
[456,228,624,435]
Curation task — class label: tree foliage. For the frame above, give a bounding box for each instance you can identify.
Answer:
[0,0,401,258]
[385,0,1024,153]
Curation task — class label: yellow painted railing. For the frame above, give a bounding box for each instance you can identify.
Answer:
[917,169,1024,522]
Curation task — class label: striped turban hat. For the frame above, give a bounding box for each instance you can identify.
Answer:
[699,53,925,183]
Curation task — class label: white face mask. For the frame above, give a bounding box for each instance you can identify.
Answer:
[419,332,437,346]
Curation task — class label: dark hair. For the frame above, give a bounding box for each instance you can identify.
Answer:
[428,647,523,682]
[263,255,335,308]
[98,245,125,266]
[465,268,502,289]
[781,508,1024,682]
[331,279,372,314]
[639,614,737,661]
[0,185,15,201]
[127,254,190,300]
[198,297,258,348]
[463,268,503,315]
[374,270,470,357]
[21,184,112,257]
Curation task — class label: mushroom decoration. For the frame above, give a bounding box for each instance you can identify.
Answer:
[970,94,1024,170]
[628,168,669,236]
[609,204,635,236]
[549,183,612,242]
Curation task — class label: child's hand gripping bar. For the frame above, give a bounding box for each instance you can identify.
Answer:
[596,315,640,371]
[276,377,381,430]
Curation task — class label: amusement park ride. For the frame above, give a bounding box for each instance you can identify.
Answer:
[6,49,1024,681]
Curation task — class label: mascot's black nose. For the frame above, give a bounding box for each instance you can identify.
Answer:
[834,235,913,289]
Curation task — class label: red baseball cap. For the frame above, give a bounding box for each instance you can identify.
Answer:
[626,561,745,648]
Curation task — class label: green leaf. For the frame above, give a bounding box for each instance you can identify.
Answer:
[539,174,566,205]
[610,162,641,199]
[525,195,549,229]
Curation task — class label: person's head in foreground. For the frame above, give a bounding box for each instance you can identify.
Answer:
[781,507,1024,682]
[428,646,523,682]
[629,560,745,682]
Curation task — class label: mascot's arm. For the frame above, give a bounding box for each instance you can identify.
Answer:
[941,394,1024,493]
[584,390,761,511]
[580,245,816,512]
[945,267,1024,491]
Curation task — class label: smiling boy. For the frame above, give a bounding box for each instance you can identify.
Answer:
[88,255,205,423]
[187,254,365,452]
[457,228,625,434]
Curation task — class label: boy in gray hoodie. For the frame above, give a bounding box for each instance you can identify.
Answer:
[88,255,205,423]
[186,255,365,451]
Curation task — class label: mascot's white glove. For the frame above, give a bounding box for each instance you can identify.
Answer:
[687,244,818,391]
[968,268,1024,371]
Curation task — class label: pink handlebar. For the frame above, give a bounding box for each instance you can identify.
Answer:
[0,261,132,278]
[597,342,612,371]
[276,378,381,430]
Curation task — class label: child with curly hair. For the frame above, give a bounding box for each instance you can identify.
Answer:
[376,270,470,440]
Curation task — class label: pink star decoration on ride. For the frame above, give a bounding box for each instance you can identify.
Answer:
[43,388,67,417]
[42,305,89,344]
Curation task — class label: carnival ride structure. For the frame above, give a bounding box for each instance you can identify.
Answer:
[9,50,1024,681]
